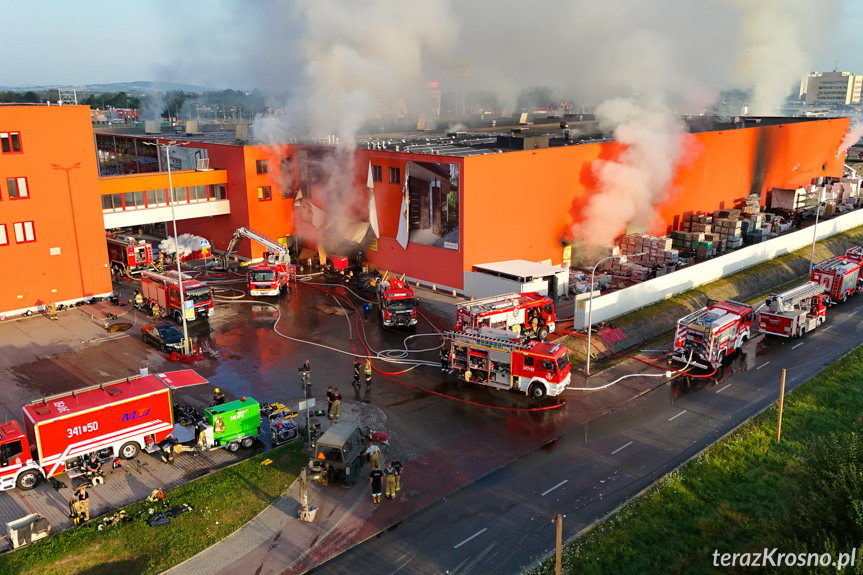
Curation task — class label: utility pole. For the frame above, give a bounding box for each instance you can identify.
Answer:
[555,514,563,575]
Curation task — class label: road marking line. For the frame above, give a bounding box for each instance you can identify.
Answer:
[851,311,858,316]
[791,342,805,349]
[756,361,771,370]
[454,528,488,549]
[611,441,633,455]
[668,410,686,421]
[716,384,732,393]
[542,480,568,496]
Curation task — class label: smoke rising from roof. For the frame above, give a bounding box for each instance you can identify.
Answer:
[838,120,863,156]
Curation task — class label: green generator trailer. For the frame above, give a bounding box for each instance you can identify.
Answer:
[200,397,261,452]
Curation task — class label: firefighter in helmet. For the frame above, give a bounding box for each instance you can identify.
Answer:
[151,303,161,321]
[134,290,143,310]
[365,358,372,388]
[213,388,225,405]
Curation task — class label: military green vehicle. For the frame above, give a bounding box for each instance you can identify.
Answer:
[309,422,365,486]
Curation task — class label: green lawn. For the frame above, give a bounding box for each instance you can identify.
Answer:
[532,345,863,575]
[0,443,306,575]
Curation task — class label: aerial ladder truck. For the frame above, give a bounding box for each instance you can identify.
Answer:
[220,228,295,296]
[756,281,828,338]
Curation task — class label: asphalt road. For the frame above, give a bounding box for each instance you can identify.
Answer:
[314,296,863,574]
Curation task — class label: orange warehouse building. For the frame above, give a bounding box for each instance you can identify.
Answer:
[96,116,851,293]
[0,105,112,316]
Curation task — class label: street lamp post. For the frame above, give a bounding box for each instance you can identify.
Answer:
[809,199,823,271]
[144,140,191,354]
[585,251,645,376]
[51,163,84,296]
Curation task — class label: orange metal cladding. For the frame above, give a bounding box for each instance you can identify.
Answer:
[461,117,850,278]
[0,105,111,314]
[178,143,295,261]
[98,169,228,198]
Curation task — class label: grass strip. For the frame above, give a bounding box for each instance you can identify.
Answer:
[531,343,863,575]
[0,443,305,575]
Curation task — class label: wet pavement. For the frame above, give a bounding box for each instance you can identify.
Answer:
[0,265,732,573]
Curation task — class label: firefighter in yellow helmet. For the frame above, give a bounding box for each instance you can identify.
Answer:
[213,388,225,405]
[365,359,372,388]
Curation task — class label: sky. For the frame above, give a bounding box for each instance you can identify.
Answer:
[2,0,861,94]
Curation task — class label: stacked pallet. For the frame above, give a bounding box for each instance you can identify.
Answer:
[616,233,679,266]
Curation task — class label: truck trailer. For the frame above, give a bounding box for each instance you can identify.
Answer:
[0,370,207,491]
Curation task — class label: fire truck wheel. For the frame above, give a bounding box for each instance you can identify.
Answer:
[538,326,550,341]
[528,382,547,400]
[16,470,40,490]
[242,437,255,448]
[227,441,240,453]
[119,441,140,459]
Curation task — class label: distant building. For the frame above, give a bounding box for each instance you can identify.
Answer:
[803,71,863,106]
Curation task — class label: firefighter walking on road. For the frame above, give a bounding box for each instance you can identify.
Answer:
[326,386,335,418]
[331,388,341,423]
[151,303,161,321]
[365,359,372,388]
[300,359,311,387]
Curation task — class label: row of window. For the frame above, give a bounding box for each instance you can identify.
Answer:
[1,132,22,154]
[371,166,401,184]
[102,184,227,212]
[0,221,35,246]
[254,158,401,185]
[0,177,29,200]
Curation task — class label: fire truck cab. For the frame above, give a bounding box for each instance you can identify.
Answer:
[445,328,571,400]
[670,300,753,370]
[377,277,418,327]
[455,292,556,340]
[140,270,214,322]
[106,234,153,276]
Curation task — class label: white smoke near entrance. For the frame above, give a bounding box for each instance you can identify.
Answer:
[579,99,688,248]
[837,120,863,157]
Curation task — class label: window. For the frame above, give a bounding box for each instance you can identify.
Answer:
[542,359,554,371]
[13,221,35,243]
[372,165,382,182]
[258,186,272,201]
[0,132,21,153]
[389,167,401,184]
[7,177,28,199]
[189,185,207,202]
[523,356,534,367]
[0,224,7,246]
[212,183,227,200]
[0,440,23,466]
[256,159,269,174]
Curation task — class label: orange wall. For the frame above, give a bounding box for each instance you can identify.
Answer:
[0,105,111,313]
[99,168,228,195]
[463,118,850,271]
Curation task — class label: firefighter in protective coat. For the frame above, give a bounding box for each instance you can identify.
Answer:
[365,359,372,388]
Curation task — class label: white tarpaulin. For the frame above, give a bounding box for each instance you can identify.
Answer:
[368,161,380,238]
[327,217,370,244]
[396,163,410,249]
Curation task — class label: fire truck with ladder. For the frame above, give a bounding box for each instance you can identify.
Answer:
[376,272,418,327]
[106,234,153,276]
[454,292,556,340]
[140,270,214,322]
[670,300,754,370]
[757,281,828,338]
[810,247,863,303]
[221,228,295,296]
[443,328,571,400]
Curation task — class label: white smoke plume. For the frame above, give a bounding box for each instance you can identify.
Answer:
[575,99,688,248]
[837,120,863,157]
[733,0,841,115]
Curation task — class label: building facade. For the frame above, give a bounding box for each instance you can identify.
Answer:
[0,104,113,316]
[803,71,863,106]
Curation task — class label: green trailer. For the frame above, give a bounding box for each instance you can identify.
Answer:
[200,397,261,452]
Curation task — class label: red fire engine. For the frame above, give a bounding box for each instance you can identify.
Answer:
[0,370,207,491]
[140,270,214,322]
[376,274,418,327]
[757,281,828,338]
[106,234,153,276]
[454,292,556,340]
[221,228,295,296]
[444,328,571,400]
[810,247,863,303]
[670,300,754,370]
